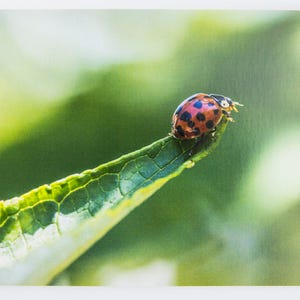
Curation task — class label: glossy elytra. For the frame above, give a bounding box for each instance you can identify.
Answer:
[171,93,243,140]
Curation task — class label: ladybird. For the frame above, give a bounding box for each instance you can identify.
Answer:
[171,93,242,140]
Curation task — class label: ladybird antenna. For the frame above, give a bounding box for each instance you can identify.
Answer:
[233,101,244,107]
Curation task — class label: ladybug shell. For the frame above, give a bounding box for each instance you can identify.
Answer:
[172,93,223,139]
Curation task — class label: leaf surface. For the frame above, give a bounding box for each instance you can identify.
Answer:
[0,119,227,285]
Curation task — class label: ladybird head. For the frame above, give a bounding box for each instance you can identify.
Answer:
[210,94,243,113]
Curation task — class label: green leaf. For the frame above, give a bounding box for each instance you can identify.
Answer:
[0,119,228,285]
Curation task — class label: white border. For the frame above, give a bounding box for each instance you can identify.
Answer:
[2,286,300,300]
[0,0,299,10]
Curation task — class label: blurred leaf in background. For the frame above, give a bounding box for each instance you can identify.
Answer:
[0,10,299,285]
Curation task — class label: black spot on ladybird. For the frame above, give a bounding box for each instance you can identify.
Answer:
[193,101,202,109]
[193,127,200,135]
[187,120,195,128]
[206,120,214,129]
[187,95,197,102]
[180,111,192,122]
[213,109,219,115]
[176,125,185,137]
[208,102,215,107]
[196,112,206,121]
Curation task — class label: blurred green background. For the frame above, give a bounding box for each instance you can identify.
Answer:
[0,10,299,285]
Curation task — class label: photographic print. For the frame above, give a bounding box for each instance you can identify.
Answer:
[0,9,299,286]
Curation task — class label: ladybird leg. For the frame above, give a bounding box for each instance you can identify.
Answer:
[222,111,235,122]
[209,127,218,141]
[188,134,204,157]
